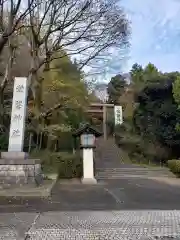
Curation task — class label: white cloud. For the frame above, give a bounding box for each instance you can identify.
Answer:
[121,0,180,72]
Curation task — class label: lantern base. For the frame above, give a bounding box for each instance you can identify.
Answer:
[81,177,97,184]
[80,145,96,149]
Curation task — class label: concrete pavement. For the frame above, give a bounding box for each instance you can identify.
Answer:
[0,177,180,212]
[26,210,180,239]
[0,177,180,239]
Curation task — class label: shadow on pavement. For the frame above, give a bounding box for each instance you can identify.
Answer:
[0,178,180,213]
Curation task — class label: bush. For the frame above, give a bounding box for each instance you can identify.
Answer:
[167,159,180,177]
[57,132,74,151]
[0,133,8,151]
[115,120,171,165]
[54,152,83,179]
[31,150,83,179]
[115,131,147,163]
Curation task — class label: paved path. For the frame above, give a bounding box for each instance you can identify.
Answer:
[1,177,180,239]
[26,210,180,239]
[2,210,180,239]
[0,177,180,212]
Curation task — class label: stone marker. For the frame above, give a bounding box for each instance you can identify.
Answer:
[0,77,42,187]
[114,105,123,125]
[8,77,28,152]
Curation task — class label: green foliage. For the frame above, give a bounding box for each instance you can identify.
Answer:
[173,76,180,107]
[133,75,180,160]
[116,133,169,164]
[107,74,127,104]
[114,64,180,164]
[130,62,161,92]
[167,160,180,177]
[0,133,8,151]
[115,121,142,161]
[57,132,74,151]
[143,63,159,82]
[31,150,83,178]
[27,49,92,151]
[115,120,169,164]
[130,63,144,89]
[55,152,83,179]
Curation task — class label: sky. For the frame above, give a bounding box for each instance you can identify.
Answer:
[121,0,180,73]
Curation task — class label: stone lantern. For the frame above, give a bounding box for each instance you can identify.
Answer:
[73,123,102,184]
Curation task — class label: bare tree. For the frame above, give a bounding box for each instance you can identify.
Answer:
[0,0,37,53]
[22,0,130,118]
[0,0,41,125]
[0,0,130,125]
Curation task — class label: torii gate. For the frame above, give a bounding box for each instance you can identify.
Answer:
[87,103,123,140]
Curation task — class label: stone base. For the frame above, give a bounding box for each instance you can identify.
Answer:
[1,152,29,160]
[81,177,97,184]
[0,158,43,188]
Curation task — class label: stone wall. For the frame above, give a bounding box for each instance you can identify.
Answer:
[0,159,42,186]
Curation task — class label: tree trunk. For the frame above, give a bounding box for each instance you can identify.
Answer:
[0,88,4,125]
[0,36,8,55]
[0,39,16,125]
[36,133,39,149]
[28,133,33,153]
[39,132,43,150]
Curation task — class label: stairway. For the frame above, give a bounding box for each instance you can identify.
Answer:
[94,137,124,169]
[94,137,174,180]
[96,167,175,179]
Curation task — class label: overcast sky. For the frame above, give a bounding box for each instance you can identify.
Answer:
[121,0,180,73]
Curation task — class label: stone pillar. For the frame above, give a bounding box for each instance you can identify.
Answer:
[81,148,97,184]
[0,77,43,187]
[8,77,28,152]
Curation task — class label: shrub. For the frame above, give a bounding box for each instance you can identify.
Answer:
[57,132,74,151]
[115,131,147,163]
[54,152,83,179]
[0,133,8,151]
[115,120,171,165]
[168,160,180,177]
[32,150,83,179]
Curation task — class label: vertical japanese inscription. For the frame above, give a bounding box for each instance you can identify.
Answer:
[8,78,28,152]
[114,106,123,125]
[16,84,24,93]
[11,85,24,137]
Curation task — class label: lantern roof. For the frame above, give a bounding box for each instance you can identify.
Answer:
[72,123,102,137]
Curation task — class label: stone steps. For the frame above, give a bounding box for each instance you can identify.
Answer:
[96,167,171,171]
[96,167,175,179]
[95,137,124,167]
[94,137,174,180]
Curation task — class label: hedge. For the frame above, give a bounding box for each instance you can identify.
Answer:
[32,150,83,179]
[42,152,83,178]
[167,159,180,177]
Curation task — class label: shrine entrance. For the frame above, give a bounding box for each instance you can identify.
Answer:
[86,103,123,140]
